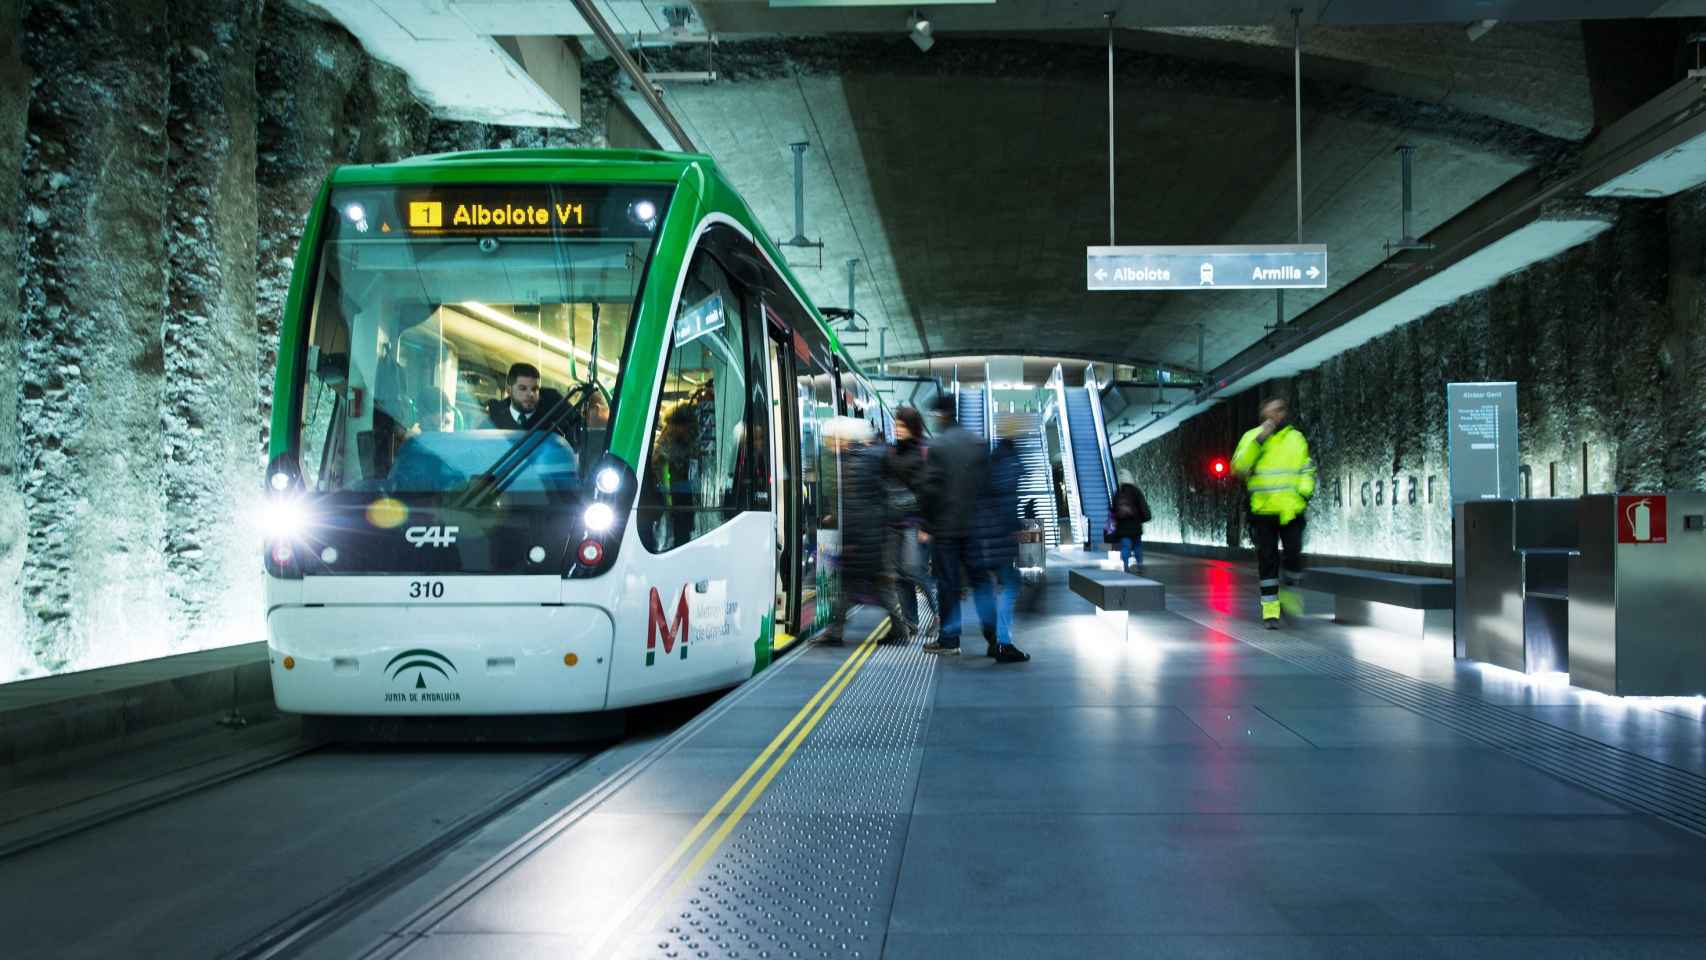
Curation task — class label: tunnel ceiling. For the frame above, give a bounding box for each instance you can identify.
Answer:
[633,29,1578,373]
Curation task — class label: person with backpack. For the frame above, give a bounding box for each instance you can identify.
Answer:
[1107,482,1152,574]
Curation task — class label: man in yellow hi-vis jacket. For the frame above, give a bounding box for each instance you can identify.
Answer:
[1231,397,1316,628]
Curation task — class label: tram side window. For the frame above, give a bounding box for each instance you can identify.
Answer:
[640,252,750,552]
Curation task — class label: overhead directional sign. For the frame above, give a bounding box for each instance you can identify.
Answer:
[1087,244,1328,291]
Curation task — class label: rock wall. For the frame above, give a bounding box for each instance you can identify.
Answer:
[1115,191,1706,566]
[0,2,614,680]
[0,0,30,674]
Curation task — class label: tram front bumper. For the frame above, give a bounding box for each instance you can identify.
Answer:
[268,603,614,715]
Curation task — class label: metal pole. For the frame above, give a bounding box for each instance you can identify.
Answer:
[1197,322,1205,375]
[1292,7,1303,243]
[570,0,697,152]
[879,328,887,375]
[791,142,807,242]
[1106,11,1115,246]
[1399,144,1415,243]
[846,258,859,315]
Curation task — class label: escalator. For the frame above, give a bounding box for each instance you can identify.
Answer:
[1063,385,1112,549]
[1008,411,1060,548]
[957,383,988,444]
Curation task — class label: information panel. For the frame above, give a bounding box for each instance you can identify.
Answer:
[1446,382,1519,503]
[1086,244,1327,291]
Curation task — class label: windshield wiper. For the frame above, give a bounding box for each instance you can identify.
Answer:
[456,393,581,509]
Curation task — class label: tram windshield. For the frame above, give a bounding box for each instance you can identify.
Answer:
[292,183,670,503]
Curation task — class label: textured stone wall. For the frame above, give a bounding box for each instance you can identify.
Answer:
[1116,192,1704,566]
[0,0,30,673]
[0,3,614,680]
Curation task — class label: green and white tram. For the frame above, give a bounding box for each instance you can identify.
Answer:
[262,149,888,715]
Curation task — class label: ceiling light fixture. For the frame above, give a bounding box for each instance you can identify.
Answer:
[908,11,934,52]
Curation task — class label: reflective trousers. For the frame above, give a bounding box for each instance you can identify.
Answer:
[1249,513,1304,620]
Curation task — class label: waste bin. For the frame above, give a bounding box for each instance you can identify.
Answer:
[1570,492,1706,696]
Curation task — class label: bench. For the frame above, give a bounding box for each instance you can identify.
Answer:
[1303,566,1453,644]
[1069,569,1165,612]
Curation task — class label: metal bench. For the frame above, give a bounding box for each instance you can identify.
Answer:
[1304,566,1453,644]
[1069,569,1165,612]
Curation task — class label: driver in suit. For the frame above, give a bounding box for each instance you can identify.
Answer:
[482,362,564,431]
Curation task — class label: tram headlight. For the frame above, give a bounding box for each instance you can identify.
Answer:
[595,467,622,495]
[257,496,311,541]
[583,502,616,534]
[344,202,366,223]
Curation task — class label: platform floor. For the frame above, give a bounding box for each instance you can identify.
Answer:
[357,552,1706,959]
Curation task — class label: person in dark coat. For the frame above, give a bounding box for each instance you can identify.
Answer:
[822,417,897,645]
[1108,482,1152,573]
[921,393,991,655]
[965,419,1030,663]
[883,405,930,637]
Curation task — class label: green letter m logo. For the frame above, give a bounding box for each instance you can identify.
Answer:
[647,586,690,666]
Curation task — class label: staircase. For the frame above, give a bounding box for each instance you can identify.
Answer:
[1064,388,1111,547]
[1008,411,1060,548]
[957,386,987,444]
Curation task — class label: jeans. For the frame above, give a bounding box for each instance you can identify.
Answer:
[1118,536,1143,568]
[887,525,924,626]
[933,536,997,646]
[970,563,1021,644]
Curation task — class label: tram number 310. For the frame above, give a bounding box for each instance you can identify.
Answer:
[409,581,446,599]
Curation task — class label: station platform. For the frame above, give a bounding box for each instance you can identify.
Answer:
[353,552,1706,959]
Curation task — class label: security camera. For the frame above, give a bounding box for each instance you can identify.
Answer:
[908,11,934,52]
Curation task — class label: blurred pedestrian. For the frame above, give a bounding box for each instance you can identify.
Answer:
[820,417,895,645]
[967,416,1031,662]
[884,405,931,640]
[921,393,991,656]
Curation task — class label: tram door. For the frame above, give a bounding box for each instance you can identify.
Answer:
[765,316,801,637]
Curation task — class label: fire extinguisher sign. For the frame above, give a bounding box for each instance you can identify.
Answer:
[1617,495,1667,545]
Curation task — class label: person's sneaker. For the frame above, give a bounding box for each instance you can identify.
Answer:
[983,628,999,658]
[922,641,960,655]
[1263,618,1280,631]
[993,643,1031,663]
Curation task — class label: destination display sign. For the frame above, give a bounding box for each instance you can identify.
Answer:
[328,185,666,239]
[1086,244,1328,291]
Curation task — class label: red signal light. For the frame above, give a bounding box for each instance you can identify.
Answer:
[1211,458,1228,477]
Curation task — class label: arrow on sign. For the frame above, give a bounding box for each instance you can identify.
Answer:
[1306,266,1320,279]
[1094,268,1108,281]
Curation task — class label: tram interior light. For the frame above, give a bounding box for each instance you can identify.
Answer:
[596,467,622,495]
[584,502,616,534]
[344,202,366,223]
[907,11,933,52]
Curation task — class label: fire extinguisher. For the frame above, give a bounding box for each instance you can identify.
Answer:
[1626,497,1652,542]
